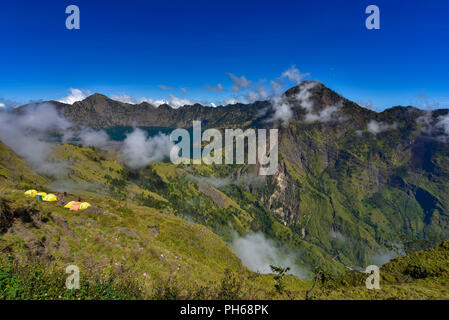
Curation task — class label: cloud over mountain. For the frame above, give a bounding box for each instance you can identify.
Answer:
[0,103,71,176]
[58,88,90,104]
[231,232,308,279]
[281,65,309,84]
[121,128,174,169]
[367,120,398,134]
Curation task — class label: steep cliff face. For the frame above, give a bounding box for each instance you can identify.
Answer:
[259,85,449,267]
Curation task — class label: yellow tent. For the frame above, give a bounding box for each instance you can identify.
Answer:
[63,201,91,211]
[43,194,58,202]
[64,201,75,209]
[36,192,47,198]
[79,202,91,210]
[24,190,38,197]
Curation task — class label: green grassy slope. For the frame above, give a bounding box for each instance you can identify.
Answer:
[0,141,310,299]
[321,241,449,299]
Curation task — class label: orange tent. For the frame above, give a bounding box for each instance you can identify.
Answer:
[64,201,91,211]
[69,202,82,211]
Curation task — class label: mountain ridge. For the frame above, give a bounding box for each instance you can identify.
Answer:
[14,82,448,130]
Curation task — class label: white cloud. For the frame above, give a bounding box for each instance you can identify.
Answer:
[267,80,318,125]
[121,128,174,169]
[58,88,89,104]
[227,72,252,92]
[110,94,194,109]
[245,85,271,102]
[330,230,346,242]
[167,94,193,108]
[231,232,308,279]
[77,128,110,148]
[370,247,403,266]
[225,98,237,105]
[270,95,293,124]
[436,113,449,136]
[416,110,433,135]
[414,110,449,140]
[304,105,340,123]
[223,97,244,105]
[205,83,223,92]
[245,91,260,102]
[111,94,136,104]
[257,86,270,100]
[61,65,312,112]
[269,79,284,95]
[107,65,311,110]
[259,65,310,107]
[367,120,398,134]
[281,65,309,84]
[159,85,173,90]
[265,78,346,125]
[295,81,318,111]
[0,98,19,109]
[0,102,71,176]
[139,97,169,106]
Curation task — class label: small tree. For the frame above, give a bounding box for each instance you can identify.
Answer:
[270,265,292,299]
[305,268,334,300]
[217,268,243,300]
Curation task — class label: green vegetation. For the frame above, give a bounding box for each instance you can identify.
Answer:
[0,256,143,300]
[320,241,449,299]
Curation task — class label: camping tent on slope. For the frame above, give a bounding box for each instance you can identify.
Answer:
[43,194,58,202]
[64,201,91,211]
[24,190,38,197]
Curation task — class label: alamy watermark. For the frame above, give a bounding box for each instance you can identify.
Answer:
[64,5,378,31]
[170,121,279,176]
[66,5,80,30]
[65,265,80,290]
[365,5,380,30]
[365,265,380,290]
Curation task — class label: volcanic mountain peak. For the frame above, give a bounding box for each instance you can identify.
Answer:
[84,92,110,101]
[75,93,124,108]
[284,80,324,96]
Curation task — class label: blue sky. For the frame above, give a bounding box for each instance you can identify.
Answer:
[0,0,448,110]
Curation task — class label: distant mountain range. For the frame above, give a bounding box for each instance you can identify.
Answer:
[15,81,449,134]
